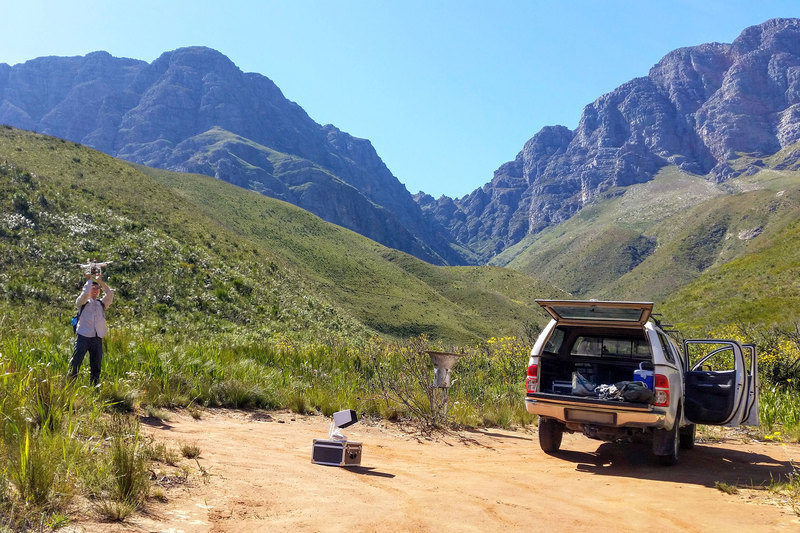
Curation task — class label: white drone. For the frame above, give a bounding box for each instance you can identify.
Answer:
[78,259,112,276]
[329,409,358,441]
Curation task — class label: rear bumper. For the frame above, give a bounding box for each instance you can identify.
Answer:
[526,393,665,428]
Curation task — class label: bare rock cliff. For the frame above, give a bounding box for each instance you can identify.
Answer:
[420,18,800,261]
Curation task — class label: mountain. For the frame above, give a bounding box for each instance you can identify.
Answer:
[420,18,800,262]
[0,47,467,266]
[5,18,800,284]
[0,127,563,343]
[491,155,800,310]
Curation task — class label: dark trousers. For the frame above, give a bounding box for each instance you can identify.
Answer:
[70,334,104,385]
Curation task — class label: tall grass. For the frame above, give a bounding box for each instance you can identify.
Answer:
[2,316,800,526]
[760,384,800,440]
[0,339,90,529]
[105,415,150,509]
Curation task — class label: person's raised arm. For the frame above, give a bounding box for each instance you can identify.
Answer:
[76,275,93,307]
[97,275,114,308]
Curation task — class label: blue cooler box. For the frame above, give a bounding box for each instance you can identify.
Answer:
[634,362,654,390]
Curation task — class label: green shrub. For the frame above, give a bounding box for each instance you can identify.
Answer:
[180,442,201,459]
[7,428,66,509]
[106,415,149,508]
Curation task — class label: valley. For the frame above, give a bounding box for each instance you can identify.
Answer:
[3,17,800,531]
[0,127,562,344]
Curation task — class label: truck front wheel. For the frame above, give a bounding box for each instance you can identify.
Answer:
[679,424,696,449]
[538,417,564,453]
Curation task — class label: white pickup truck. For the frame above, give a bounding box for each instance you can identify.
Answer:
[525,300,759,465]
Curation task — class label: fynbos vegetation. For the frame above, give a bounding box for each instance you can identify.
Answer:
[2,126,800,526]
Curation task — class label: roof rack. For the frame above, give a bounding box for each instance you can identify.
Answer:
[651,312,681,338]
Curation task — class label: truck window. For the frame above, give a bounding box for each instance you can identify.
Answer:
[657,332,677,363]
[572,337,602,356]
[685,342,738,371]
[543,328,566,354]
[570,336,651,359]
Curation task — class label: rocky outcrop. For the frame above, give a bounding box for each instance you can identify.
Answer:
[0,47,464,265]
[421,18,800,261]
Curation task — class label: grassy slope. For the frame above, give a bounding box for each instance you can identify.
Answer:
[0,127,562,343]
[493,155,800,328]
[605,171,800,304]
[658,166,800,329]
[138,164,565,341]
[0,127,362,343]
[493,167,726,296]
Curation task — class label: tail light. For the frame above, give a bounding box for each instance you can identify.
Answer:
[654,373,669,406]
[526,364,538,393]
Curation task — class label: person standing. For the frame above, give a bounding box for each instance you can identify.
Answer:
[70,272,114,386]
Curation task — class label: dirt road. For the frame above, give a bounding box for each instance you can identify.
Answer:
[73,409,799,532]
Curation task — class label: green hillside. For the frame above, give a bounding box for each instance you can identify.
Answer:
[136,163,562,341]
[492,166,725,296]
[658,162,800,329]
[492,152,800,328]
[658,215,800,329]
[0,127,561,343]
[604,170,800,305]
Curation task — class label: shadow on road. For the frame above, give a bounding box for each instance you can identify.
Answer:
[345,466,396,478]
[463,428,533,441]
[549,440,793,487]
[139,415,174,430]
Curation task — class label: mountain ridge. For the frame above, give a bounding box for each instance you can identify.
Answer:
[0,127,560,343]
[0,46,466,266]
[421,18,800,262]
[4,19,800,283]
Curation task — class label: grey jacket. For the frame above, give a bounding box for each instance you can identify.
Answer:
[75,279,114,338]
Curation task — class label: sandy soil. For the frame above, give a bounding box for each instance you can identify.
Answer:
[68,409,800,532]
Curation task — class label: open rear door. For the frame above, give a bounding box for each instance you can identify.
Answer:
[682,339,758,427]
[536,300,653,327]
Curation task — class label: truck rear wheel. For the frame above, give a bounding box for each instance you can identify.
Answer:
[656,423,679,466]
[538,417,563,453]
[653,415,681,466]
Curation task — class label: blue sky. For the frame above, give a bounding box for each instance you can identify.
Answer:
[2,1,799,198]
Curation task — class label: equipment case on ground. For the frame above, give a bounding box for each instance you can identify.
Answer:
[312,439,362,466]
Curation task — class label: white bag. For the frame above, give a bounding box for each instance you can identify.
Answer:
[572,371,596,396]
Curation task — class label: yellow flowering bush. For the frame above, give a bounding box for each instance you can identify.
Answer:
[708,324,800,385]
[448,336,531,423]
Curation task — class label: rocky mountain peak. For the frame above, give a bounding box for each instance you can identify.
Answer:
[4,19,800,268]
[732,17,800,53]
[0,47,464,265]
[419,18,800,262]
[147,47,252,92]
